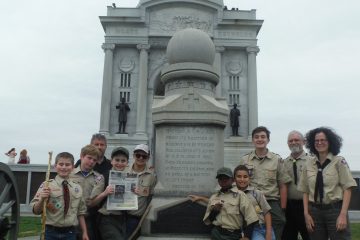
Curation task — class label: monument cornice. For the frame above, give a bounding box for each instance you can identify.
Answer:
[137,0,224,11]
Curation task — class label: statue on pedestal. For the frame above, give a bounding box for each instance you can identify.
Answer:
[116,97,130,133]
[230,103,240,136]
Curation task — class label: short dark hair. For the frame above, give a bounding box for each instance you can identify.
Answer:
[55,152,74,165]
[305,127,342,156]
[233,165,249,178]
[90,133,107,145]
[252,126,270,139]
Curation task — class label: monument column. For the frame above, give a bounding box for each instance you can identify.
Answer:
[136,44,150,135]
[246,46,260,136]
[99,43,115,134]
[214,46,225,98]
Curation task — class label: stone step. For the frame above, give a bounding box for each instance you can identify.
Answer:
[138,235,210,240]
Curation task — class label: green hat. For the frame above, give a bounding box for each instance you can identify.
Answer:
[111,147,129,159]
[216,167,233,178]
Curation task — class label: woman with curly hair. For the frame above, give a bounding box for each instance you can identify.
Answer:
[298,127,357,240]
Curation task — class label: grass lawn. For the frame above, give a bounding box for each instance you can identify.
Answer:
[15,217,360,239]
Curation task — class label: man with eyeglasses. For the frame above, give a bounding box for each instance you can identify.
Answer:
[126,144,157,239]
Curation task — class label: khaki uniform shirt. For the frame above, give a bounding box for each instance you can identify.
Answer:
[244,186,271,225]
[30,175,86,227]
[284,151,311,200]
[298,153,357,204]
[70,166,105,204]
[203,186,258,230]
[240,150,292,200]
[98,166,130,216]
[128,164,157,217]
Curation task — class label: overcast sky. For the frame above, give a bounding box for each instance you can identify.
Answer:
[1,0,359,170]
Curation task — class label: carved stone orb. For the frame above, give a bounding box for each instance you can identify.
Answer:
[166,28,215,65]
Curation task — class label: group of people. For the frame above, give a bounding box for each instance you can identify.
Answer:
[193,126,356,240]
[5,148,30,164]
[30,134,156,240]
[29,125,356,240]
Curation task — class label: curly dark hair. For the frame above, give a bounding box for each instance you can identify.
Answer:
[305,127,342,156]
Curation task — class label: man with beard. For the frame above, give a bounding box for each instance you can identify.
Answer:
[281,131,310,240]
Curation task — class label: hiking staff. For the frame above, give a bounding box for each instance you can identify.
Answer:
[40,151,53,240]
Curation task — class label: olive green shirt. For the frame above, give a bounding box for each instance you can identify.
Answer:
[127,164,157,217]
[240,150,292,200]
[244,186,271,224]
[203,186,258,230]
[298,153,357,204]
[70,166,105,203]
[284,151,311,200]
[30,175,86,227]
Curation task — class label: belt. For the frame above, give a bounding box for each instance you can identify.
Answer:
[215,226,242,235]
[310,201,342,210]
[45,225,75,233]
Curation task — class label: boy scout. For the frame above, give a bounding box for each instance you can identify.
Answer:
[93,146,130,239]
[239,126,291,240]
[203,167,259,240]
[126,144,157,239]
[30,152,88,240]
[70,145,104,240]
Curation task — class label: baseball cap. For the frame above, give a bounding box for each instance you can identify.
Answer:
[133,144,150,154]
[111,147,129,159]
[216,167,233,178]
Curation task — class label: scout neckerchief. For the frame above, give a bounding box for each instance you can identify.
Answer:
[314,159,331,203]
[62,180,70,215]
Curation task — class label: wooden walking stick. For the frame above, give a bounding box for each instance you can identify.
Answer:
[41,151,53,240]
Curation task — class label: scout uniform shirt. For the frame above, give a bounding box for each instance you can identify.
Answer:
[243,186,271,225]
[284,151,311,200]
[240,150,292,200]
[127,164,157,217]
[203,186,258,230]
[30,175,86,227]
[298,153,357,204]
[70,166,105,211]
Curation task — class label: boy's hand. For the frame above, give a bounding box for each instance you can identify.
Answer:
[132,187,140,195]
[188,195,201,202]
[82,232,89,240]
[40,187,50,200]
[104,185,115,196]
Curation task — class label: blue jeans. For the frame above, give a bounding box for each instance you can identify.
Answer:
[45,227,76,240]
[252,224,275,240]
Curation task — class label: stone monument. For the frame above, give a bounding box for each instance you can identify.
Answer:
[98,0,263,170]
[98,1,263,235]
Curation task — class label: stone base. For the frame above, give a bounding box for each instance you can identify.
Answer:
[142,198,211,236]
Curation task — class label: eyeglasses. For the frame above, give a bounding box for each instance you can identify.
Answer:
[135,153,148,159]
[315,139,328,144]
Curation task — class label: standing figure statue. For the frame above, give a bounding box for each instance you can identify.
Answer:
[116,97,130,133]
[230,103,240,136]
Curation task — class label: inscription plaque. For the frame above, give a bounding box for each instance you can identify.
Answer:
[155,125,223,196]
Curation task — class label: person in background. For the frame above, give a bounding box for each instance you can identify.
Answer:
[18,149,30,164]
[5,148,17,164]
[282,131,310,240]
[298,127,357,240]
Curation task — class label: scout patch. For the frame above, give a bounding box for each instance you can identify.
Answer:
[47,201,58,214]
[95,175,103,184]
[142,187,149,196]
[341,158,349,168]
[74,187,79,193]
[255,205,262,214]
[232,192,238,198]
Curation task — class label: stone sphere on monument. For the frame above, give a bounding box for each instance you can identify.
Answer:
[166,28,215,65]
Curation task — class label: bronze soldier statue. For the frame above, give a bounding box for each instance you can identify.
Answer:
[230,103,240,136]
[116,98,130,133]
